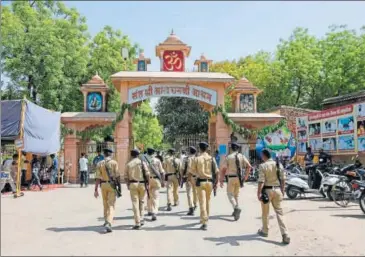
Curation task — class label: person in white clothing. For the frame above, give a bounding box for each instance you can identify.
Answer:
[79,153,88,188]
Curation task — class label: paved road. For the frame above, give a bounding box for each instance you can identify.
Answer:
[1,183,364,256]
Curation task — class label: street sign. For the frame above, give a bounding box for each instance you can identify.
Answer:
[15,139,23,149]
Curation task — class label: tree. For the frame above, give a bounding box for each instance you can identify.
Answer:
[133,101,163,149]
[155,97,209,143]
[1,1,90,112]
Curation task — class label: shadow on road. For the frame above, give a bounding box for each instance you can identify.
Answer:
[180,214,234,222]
[331,214,365,219]
[204,233,284,246]
[47,225,105,234]
[142,222,201,231]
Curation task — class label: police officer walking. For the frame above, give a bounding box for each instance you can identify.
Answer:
[181,146,198,216]
[257,149,290,244]
[163,148,181,211]
[94,148,120,233]
[144,147,165,221]
[124,149,150,230]
[220,142,251,221]
[191,142,219,231]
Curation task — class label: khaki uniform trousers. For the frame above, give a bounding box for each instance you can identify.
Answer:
[197,181,213,225]
[261,188,288,235]
[147,178,161,214]
[166,174,179,205]
[186,176,198,208]
[101,183,116,224]
[129,183,146,226]
[227,176,240,209]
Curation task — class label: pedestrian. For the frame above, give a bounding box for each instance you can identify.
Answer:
[79,153,88,188]
[49,154,58,184]
[181,146,199,216]
[144,147,165,221]
[27,155,43,191]
[93,149,104,166]
[215,150,221,168]
[257,149,290,244]
[163,148,181,211]
[124,149,150,230]
[94,148,120,233]
[220,142,251,221]
[191,142,219,231]
[21,151,29,186]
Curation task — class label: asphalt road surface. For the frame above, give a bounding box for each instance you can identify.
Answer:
[1,183,364,256]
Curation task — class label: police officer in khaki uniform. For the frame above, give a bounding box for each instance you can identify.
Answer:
[94,148,120,233]
[191,142,219,231]
[124,149,150,230]
[163,148,181,211]
[181,146,198,216]
[144,147,165,221]
[257,149,290,244]
[220,142,251,221]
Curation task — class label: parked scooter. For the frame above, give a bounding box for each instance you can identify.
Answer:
[285,163,328,199]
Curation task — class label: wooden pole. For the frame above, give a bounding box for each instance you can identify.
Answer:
[15,99,26,198]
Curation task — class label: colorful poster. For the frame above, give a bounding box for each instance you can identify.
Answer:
[357,120,365,137]
[308,123,321,137]
[87,92,102,112]
[296,117,308,131]
[255,126,296,158]
[163,50,184,72]
[358,137,365,152]
[239,94,254,113]
[356,103,365,120]
[322,119,337,137]
[323,138,337,152]
[338,135,355,151]
[298,141,307,153]
[298,130,307,141]
[337,116,355,135]
[309,138,322,152]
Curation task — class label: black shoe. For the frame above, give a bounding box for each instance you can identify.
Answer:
[147,212,153,216]
[141,220,145,226]
[151,215,157,221]
[132,225,141,230]
[80,184,83,188]
[258,229,268,237]
[167,204,172,211]
[282,234,291,245]
[200,224,207,231]
[187,207,194,216]
[193,205,197,211]
[104,223,112,233]
[233,207,241,221]
[231,211,235,216]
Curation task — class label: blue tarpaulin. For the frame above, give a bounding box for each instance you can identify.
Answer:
[1,100,61,155]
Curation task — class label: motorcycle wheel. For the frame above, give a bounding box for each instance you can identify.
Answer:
[319,188,326,198]
[360,192,365,214]
[286,186,298,199]
[327,186,334,201]
[332,180,351,207]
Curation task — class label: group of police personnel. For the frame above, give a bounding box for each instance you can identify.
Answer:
[93,141,290,245]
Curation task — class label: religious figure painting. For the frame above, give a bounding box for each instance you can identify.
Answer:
[138,60,146,71]
[87,92,102,112]
[200,62,208,72]
[239,94,254,113]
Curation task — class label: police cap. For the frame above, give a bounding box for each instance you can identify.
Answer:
[168,148,176,154]
[103,148,114,153]
[147,147,155,155]
[131,149,140,156]
[199,142,209,150]
[189,146,197,154]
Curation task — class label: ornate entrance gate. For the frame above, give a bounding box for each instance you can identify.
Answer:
[173,134,217,154]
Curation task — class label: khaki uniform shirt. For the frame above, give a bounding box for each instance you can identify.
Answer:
[163,155,181,175]
[191,152,219,179]
[181,155,196,177]
[221,152,250,176]
[145,155,164,178]
[95,157,119,181]
[124,158,150,182]
[258,158,286,186]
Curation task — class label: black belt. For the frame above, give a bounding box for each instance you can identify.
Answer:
[151,176,159,179]
[263,186,280,189]
[100,180,109,184]
[227,175,238,178]
[166,173,176,177]
[197,178,212,182]
[129,180,145,183]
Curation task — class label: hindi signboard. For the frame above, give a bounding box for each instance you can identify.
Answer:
[127,83,218,106]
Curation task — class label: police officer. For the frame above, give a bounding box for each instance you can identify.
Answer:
[191,142,219,231]
[94,148,120,233]
[220,142,251,221]
[257,149,290,244]
[144,147,165,221]
[181,146,198,216]
[163,148,181,211]
[124,149,150,230]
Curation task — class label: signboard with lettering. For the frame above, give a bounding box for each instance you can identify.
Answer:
[163,50,184,72]
[127,84,218,106]
[296,102,364,155]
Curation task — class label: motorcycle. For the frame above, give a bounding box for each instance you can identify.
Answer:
[285,163,328,199]
[359,181,365,214]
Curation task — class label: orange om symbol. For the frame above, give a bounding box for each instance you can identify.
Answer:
[163,51,183,71]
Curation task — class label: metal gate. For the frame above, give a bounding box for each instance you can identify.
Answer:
[173,134,217,154]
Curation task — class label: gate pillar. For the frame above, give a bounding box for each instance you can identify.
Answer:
[64,133,78,183]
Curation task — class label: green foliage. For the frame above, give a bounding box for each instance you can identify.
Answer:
[155,97,209,143]
[132,101,163,149]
